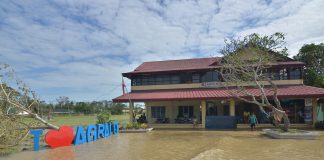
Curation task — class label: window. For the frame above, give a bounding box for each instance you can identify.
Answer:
[279,68,288,80]
[160,75,170,84]
[132,77,142,86]
[289,68,301,79]
[142,76,149,85]
[148,76,155,85]
[223,105,229,116]
[178,106,194,118]
[151,106,165,118]
[271,69,288,80]
[171,75,180,84]
[202,71,219,82]
[192,73,200,83]
[206,102,217,116]
[180,73,192,83]
[271,69,280,80]
[155,75,163,85]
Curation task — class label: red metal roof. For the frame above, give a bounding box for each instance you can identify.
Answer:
[122,57,304,77]
[123,58,220,76]
[112,85,324,102]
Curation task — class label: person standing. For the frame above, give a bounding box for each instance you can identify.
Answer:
[249,112,258,131]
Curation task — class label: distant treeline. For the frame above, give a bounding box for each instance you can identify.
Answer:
[36,98,127,115]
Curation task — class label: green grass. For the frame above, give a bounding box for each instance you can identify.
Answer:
[48,114,129,127]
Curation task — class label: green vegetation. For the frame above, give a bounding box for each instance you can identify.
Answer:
[294,43,324,88]
[124,123,148,129]
[97,111,112,124]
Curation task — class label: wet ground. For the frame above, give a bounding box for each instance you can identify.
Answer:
[2,130,324,160]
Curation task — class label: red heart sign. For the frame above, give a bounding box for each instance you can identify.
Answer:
[45,126,74,148]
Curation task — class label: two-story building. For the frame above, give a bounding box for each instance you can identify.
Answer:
[113,57,324,129]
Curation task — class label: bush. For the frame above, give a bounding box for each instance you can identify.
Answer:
[125,123,148,129]
[97,111,111,124]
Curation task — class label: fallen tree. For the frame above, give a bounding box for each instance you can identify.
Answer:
[0,64,58,148]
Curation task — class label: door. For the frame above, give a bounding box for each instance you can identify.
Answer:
[205,102,237,129]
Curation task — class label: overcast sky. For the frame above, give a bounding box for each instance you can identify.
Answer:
[1,0,324,102]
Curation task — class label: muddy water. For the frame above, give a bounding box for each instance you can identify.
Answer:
[3,130,324,160]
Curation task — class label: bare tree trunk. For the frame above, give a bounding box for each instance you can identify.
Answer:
[282,113,290,131]
[1,84,59,130]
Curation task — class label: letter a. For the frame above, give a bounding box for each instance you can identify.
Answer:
[74,126,86,145]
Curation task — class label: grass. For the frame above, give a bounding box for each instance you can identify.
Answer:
[48,114,129,127]
[21,114,130,127]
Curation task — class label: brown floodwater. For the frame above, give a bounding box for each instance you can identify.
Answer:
[2,130,324,160]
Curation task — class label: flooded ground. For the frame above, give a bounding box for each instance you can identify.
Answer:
[3,130,324,160]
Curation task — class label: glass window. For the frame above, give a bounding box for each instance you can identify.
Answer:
[279,68,288,80]
[178,106,194,118]
[207,102,217,116]
[289,68,301,79]
[142,76,149,85]
[148,76,155,85]
[155,75,163,85]
[192,73,200,83]
[151,106,165,118]
[171,75,180,84]
[180,73,192,83]
[271,69,280,80]
[202,71,219,82]
[132,77,142,86]
[161,75,170,84]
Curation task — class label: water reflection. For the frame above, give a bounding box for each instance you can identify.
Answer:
[3,130,324,160]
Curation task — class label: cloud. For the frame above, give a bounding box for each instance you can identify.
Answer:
[0,0,323,102]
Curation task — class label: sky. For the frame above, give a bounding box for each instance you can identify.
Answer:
[1,0,324,103]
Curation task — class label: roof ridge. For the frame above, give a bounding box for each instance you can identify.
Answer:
[141,57,220,63]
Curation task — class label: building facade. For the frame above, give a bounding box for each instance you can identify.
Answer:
[113,57,324,129]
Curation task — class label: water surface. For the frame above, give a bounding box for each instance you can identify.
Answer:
[3,130,324,160]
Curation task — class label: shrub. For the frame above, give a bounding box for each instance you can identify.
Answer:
[125,123,148,129]
[140,123,148,129]
[97,111,111,124]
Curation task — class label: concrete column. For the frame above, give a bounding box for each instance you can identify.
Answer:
[129,102,134,123]
[230,99,235,116]
[144,102,148,118]
[312,98,317,127]
[201,100,206,128]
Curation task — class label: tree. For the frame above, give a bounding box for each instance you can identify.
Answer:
[294,43,324,87]
[56,96,71,115]
[110,103,126,115]
[133,104,144,118]
[220,33,290,131]
[0,64,59,148]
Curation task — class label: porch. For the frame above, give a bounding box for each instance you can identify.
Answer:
[141,98,320,129]
[112,85,324,129]
[143,100,236,129]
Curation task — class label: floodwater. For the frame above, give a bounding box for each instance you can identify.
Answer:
[3,130,324,160]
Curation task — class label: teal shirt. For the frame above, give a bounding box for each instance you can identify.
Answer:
[249,115,257,124]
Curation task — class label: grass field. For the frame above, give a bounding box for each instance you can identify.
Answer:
[48,114,129,127]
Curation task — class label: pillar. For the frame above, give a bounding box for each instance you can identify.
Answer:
[312,98,317,127]
[230,99,235,116]
[129,102,134,123]
[201,100,206,128]
[144,102,148,118]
